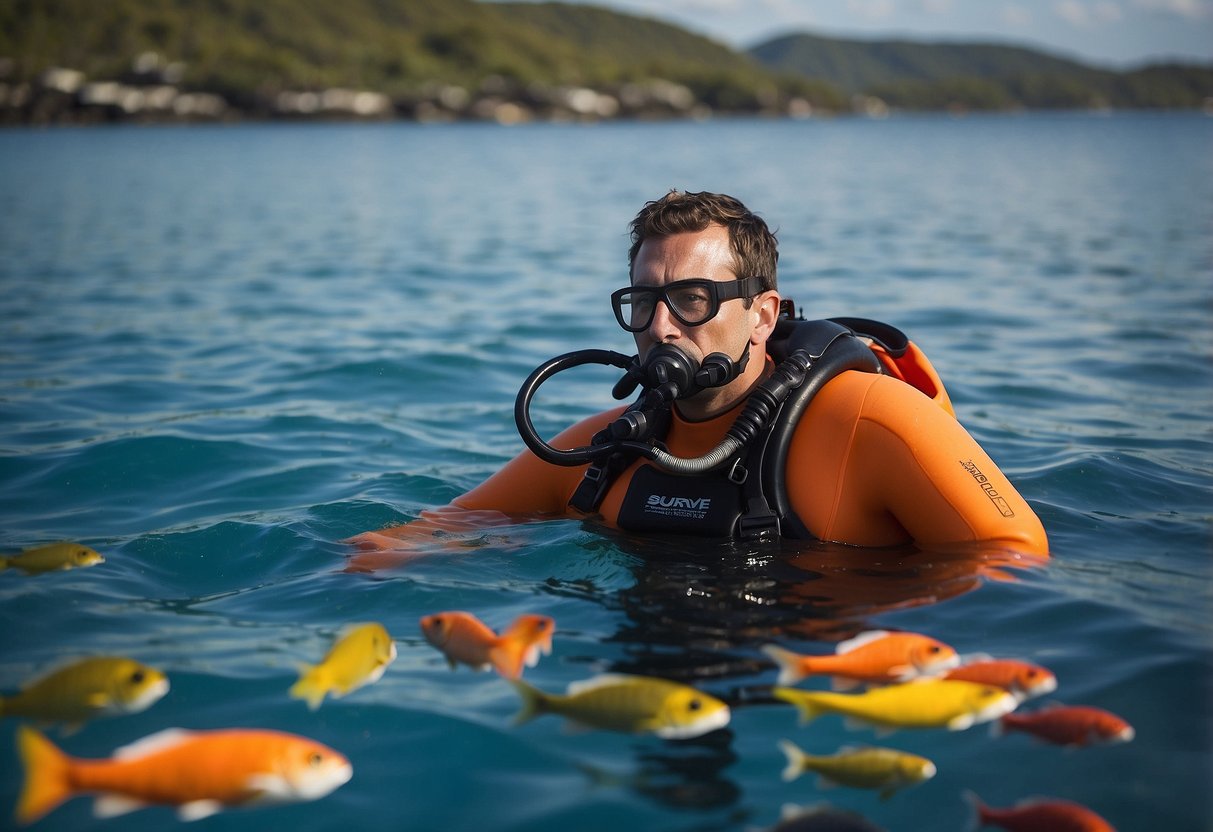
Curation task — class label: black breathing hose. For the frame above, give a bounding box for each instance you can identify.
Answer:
[514,348,639,466]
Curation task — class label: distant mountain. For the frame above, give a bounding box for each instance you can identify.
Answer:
[748,33,1105,93]
[748,31,1211,110]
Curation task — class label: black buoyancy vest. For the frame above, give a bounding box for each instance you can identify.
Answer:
[570,318,909,540]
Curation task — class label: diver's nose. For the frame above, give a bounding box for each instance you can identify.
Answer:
[647,298,682,343]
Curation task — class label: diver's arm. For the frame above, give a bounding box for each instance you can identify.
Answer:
[344,409,621,569]
[788,373,1049,554]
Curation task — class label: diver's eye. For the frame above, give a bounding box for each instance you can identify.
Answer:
[688,698,702,711]
[131,671,145,684]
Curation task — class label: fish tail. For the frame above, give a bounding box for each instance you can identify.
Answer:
[761,645,809,686]
[960,790,987,832]
[488,639,528,680]
[777,739,807,782]
[772,687,824,725]
[0,557,9,571]
[508,680,546,725]
[288,665,328,711]
[15,726,73,825]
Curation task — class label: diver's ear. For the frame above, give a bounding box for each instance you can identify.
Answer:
[751,291,781,345]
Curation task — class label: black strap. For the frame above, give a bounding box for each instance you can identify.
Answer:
[828,316,910,359]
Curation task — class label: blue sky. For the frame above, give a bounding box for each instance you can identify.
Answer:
[515,0,1213,68]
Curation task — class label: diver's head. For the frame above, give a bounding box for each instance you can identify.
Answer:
[617,213,781,418]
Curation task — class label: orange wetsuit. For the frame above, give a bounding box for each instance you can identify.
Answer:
[450,352,1047,554]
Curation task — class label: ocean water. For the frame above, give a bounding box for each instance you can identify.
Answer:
[1,113,1210,831]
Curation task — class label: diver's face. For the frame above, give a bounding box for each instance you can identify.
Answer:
[630,224,751,367]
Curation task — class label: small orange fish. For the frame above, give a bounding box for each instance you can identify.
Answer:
[420,611,554,679]
[965,791,1115,831]
[15,725,351,824]
[762,630,959,688]
[995,704,1134,746]
[943,658,1057,701]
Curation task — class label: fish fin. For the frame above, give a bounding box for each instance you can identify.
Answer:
[523,645,541,668]
[887,664,916,682]
[961,790,987,832]
[176,800,224,822]
[94,794,150,819]
[488,640,527,680]
[777,739,805,782]
[565,674,632,696]
[772,687,823,725]
[989,717,1006,739]
[870,722,896,738]
[836,630,890,655]
[961,652,995,664]
[879,787,895,801]
[508,680,544,726]
[0,557,10,570]
[15,726,73,825]
[288,667,328,711]
[85,691,111,708]
[560,720,594,736]
[245,773,292,799]
[947,713,976,731]
[113,728,195,760]
[830,676,862,692]
[761,645,807,686]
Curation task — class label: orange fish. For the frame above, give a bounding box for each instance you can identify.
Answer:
[420,611,554,679]
[965,791,1115,831]
[995,704,1134,746]
[943,658,1057,701]
[15,725,351,824]
[762,630,959,688]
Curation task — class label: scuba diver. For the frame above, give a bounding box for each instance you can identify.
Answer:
[347,190,1047,569]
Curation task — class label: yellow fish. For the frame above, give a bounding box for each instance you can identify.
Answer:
[1,542,104,575]
[289,622,396,710]
[778,739,936,799]
[773,679,1017,732]
[510,674,731,739]
[0,657,168,731]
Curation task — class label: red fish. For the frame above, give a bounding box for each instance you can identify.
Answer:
[16,726,351,824]
[965,791,1115,831]
[762,630,959,688]
[996,704,1134,746]
[943,658,1057,701]
[420,611,554,679]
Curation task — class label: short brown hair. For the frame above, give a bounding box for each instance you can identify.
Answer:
[628,190,778,292]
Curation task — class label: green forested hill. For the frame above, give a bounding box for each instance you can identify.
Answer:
[0,0,1208,118]
[746,31,1211,110]
[747,33,1104,92]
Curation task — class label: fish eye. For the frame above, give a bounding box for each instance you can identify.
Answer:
[308,752,324,767]
[927,645,941,654]
[688,698,702,711]
[130,671,145,684]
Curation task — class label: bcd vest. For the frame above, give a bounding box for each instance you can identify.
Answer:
[569,317,952,541]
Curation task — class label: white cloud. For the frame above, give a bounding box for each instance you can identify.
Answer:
[1131,0,1210,17]
[1002,3,1033,24]
[1056,0,1090,24]
[1055,0,1124,24]
[846,0,898,21]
